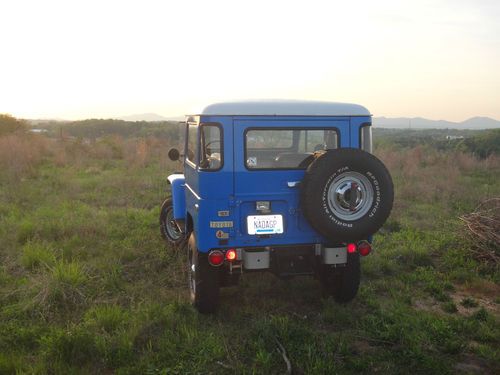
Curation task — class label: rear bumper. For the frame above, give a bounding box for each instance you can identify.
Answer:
[216,244,354,278]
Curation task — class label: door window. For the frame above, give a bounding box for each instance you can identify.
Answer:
[186,124,198,164]
[199,124,223,170]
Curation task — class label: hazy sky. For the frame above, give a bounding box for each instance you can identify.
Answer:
[1,0,499,121]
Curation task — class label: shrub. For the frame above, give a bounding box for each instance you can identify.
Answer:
[0,134,50,180]
[0,114,28,135]
[84,305,129,334]
[32,261,89,314]
[20,241,57,270]
[460,297,479,308]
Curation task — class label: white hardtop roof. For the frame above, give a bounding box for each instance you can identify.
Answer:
[195,100,371,117]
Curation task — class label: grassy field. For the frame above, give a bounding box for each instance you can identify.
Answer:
[0,132,499,374]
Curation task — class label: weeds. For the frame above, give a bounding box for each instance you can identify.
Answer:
[20,240,57,270]
[0,132,498,373]
[29,261,89,316]
[461,297,479,308]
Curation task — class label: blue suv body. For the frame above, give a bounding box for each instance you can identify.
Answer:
[161,100,393,313]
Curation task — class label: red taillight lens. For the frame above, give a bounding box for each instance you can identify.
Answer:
[225,249,237,261]
[208,250,224,266]
[347,243,357,253]
[358,241,372,256]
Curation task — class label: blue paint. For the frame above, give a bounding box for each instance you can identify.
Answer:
[168,114,372,252]
[167,174,186,221]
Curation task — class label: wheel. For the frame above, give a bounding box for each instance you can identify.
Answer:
[301,148,394,242]
[187,233,220,313]
[321,252,360,303]
[160,198,186,247]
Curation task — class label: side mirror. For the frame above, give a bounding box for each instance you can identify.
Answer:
[168,148,180,161]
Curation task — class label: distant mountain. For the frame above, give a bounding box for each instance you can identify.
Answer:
[119,114,500,128]
[460,116,500,129]
[25,114,500,128]
[117,113,183,122]
[373,116,500,129]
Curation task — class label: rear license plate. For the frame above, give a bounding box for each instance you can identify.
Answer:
[247,215,284,235]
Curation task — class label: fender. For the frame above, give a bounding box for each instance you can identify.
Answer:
[167,174,186,224]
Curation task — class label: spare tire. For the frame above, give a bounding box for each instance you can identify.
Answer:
[300,148,393,242]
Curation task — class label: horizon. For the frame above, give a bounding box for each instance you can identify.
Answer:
[24,111,500,124]
[1,0,499,122]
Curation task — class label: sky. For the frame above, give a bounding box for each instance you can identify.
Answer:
[0,0,499,121]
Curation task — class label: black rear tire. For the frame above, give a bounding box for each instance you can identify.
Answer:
[321,253,360,303]
[187,233,220,314]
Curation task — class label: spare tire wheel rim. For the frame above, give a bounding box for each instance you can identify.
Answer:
[326,171,374,221]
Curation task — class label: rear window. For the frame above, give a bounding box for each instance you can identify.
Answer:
[245,128,339,169]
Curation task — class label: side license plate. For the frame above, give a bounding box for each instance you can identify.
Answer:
[247,215,283,235]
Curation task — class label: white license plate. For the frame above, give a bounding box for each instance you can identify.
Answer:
[247,215,283,235]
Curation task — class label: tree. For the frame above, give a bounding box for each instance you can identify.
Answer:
[0,114,28,136]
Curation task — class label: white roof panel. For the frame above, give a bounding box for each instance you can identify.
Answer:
[195,100,370,116]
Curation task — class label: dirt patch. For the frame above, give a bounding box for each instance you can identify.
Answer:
[449,292,498,317]
[451,282,500,318]
[413,297,443,314]
[454,354,493,375]
[352,340,376,354]
[461,279,500,299]
[413,282,499,317]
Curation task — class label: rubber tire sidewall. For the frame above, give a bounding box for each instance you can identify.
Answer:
[321,252,361,303]
[188,233,220,314]
[301,148,394,242]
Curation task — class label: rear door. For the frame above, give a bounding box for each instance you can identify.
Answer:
[233,118,350,246]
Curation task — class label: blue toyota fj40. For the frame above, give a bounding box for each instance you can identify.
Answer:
[161,100,393,313]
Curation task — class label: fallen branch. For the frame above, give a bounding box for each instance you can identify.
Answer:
[275,338,292,375]
[216,361,232,370]
[459,198,500,265]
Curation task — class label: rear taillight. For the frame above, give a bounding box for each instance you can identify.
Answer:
[225,249,237,261]
[208,250,224,266]
[358,241,372,256]
[347,243,357,253]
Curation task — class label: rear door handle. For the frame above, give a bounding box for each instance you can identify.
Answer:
[287,181,301,188]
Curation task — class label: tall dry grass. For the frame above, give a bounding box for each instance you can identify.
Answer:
[0,133,177,181]
[2,133,497,211]
[0,133,51,180]
[376,145,500,216]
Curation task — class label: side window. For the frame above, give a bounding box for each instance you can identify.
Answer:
[247,130,293,149]
[199,124,222,170]
[360,124,372,153]
[186,124,197,164]
[300,129,338,152]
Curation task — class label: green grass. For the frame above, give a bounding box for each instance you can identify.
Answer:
[20,240,57,270]
[0,138,499,374]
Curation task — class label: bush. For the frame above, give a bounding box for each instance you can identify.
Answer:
[20,241,57,270]
[0,134,50,180]
[31,261,89,314]
[0,114,28,135]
